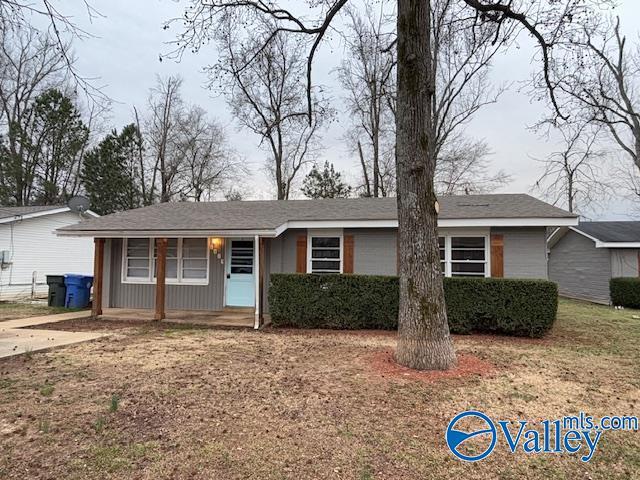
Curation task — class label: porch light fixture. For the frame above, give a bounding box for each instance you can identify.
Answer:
[208,237,223,253]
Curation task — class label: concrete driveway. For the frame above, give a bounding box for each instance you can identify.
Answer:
[0,311,107,359]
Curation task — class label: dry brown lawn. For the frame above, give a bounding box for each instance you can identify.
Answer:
[0,299,638,479]
[0,301,72,321]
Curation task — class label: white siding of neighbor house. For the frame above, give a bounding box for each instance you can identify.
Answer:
[0,212,95,300]
[548,230,611,304]
[610,249,640,278]
[491,227,549,279]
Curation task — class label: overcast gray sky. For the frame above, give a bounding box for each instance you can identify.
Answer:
[63,0,640,219]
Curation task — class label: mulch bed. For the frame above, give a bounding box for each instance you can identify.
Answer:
[367,349,496,383]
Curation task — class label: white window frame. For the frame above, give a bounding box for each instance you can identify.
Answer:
[307,229,344,274]
[121,238,209,285]
[438,233,490,278]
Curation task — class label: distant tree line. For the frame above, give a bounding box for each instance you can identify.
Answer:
[0,25,244,214]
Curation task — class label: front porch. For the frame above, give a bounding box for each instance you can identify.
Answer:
[100,307,257,328]
[91,235,268,329]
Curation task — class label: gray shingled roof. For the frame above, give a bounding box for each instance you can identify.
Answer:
[575,221,640,243]
[58,194,575,234]
[0,205,66,221]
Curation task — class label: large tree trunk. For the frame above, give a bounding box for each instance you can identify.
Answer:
[395,0,456,370]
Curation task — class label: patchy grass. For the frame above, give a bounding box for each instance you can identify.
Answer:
[39,383,55,397]
[0,298,638,479]
[0,301,77,321]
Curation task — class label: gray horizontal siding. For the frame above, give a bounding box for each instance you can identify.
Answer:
[268,228,304,275]
[548,230,611,304]
[345,228,397,275]
[610,249,639,278]
[268,227,547,280]
[109,238,224,310]
[492,227,548,279]
[264,230,303,313]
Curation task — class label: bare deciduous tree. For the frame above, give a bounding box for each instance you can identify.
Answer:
[174,106,244,201]
[533,123,609,214]
[436,136,511,195]
[0,25,67,205]
[146,75,184,203]
[549,16,640,202]
[212,16,330,199]
[0,0,106,102]
[171,0,607,371]
[339,3,396,198]
[341,0,510,198]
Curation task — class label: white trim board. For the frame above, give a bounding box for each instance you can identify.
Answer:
[0,207,99,225]
[275,217,577,235]
[566,226,640,249]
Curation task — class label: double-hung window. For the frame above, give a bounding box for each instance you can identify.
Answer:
[450,236,487,277]
[181,238,208,281]
[309,234,342,274]
[125,238,151,279]
[123,238,209,284]
[153,238,178,280]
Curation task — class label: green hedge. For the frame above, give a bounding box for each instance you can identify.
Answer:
[268,274,558,337]
[610,277,640,308]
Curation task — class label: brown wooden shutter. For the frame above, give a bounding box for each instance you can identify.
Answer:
[296,235,307,273]
[343,235,354,274]
[490,234,504,278]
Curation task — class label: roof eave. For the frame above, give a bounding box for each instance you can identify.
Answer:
[57,215,579,238]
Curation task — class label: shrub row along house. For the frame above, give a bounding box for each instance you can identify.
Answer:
[549,221,640,304]
[57,194,577,328]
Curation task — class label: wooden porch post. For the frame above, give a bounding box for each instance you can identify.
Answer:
[254,235,260,329]
[92,238,105,317]
[155,238,167,321]
[259,237,266,324]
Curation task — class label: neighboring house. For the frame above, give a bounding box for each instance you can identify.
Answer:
[548,221,640,304]
[57,194,578,328]
[0,206,99,301]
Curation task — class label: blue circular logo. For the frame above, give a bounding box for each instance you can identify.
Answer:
[446,410,497,462]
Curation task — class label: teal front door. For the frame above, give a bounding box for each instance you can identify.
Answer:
[225,239,255,307]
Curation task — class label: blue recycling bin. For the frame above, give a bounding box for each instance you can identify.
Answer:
[64,274,94,308]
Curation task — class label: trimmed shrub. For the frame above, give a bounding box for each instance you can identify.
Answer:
[269,274,558,337]
[444,277,558,337]
[610,277,640,308]
[269,274,399,330]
